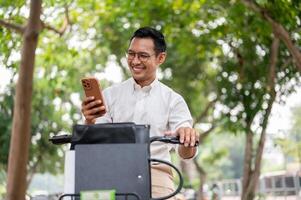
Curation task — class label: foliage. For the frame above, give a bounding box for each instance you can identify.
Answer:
[213,1,300,134]
[0,0,301,197]
[0,87,13,170]
[0,1,111,176]
[196,132,245,180]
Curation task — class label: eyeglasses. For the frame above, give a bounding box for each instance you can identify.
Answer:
[125,51,156,62]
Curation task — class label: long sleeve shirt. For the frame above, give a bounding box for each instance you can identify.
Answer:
[96,78,193,162]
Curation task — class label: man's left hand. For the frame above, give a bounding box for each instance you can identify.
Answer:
[176,127,199,147]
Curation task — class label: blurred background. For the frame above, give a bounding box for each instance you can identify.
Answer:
[0,0,300,199]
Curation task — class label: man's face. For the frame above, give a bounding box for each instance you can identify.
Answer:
[127,37,166,87]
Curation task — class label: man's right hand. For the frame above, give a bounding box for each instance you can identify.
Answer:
[81,96,106,124]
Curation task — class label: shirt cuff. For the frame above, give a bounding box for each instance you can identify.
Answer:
[175,121,192,130]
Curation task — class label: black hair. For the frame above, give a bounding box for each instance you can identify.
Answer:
[130,27,166,54]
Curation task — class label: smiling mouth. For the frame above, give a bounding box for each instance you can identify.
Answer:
[132,66,145,73]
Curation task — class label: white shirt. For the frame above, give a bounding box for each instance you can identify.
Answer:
[96,78,193,162]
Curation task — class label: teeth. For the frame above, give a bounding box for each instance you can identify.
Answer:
[133,66,144,71]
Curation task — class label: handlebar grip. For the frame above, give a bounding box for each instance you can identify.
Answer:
[168,136,199,146]
[150,136,199,147]
[49,134,72,145]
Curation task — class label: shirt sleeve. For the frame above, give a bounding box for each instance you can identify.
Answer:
[168,94,193,131]
[169,94,199,160]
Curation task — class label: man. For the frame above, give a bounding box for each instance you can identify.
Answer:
[81,27,199,198]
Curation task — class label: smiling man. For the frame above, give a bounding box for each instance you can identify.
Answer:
[81,27,199,198]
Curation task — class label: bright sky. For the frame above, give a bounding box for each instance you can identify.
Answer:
[267,87,301,134]
[0,67,13,92]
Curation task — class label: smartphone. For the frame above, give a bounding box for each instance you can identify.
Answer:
[81,77,106,115]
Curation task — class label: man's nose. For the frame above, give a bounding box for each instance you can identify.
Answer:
[131,54,141,64]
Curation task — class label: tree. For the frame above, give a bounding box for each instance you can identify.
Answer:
[63,1,300,199]
[0,0,73,198]
[213,1,300,199]
[241,0,301,72]
[3,1,42,199]
[1,1,300,199]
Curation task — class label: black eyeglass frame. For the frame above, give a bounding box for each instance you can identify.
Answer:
[125,51,158,62]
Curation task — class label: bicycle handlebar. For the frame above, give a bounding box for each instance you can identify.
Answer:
[150,136,199,146]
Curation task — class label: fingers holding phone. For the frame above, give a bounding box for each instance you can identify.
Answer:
[81,77,106,124]
[81,96,105,124]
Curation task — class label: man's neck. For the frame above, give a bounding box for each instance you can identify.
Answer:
[134,78,156,88]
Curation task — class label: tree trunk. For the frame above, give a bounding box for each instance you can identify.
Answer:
[6,1,41,200]
[190,100,216,200]
[241,38,279,200]
[194,159,207,200]
[241,128,253,199]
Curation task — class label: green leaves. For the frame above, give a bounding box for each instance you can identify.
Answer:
[0,0,300,191]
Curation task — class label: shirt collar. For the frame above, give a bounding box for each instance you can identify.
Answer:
[131,78,159,93]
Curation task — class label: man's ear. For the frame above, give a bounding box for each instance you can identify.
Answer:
[157,52,167,65]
